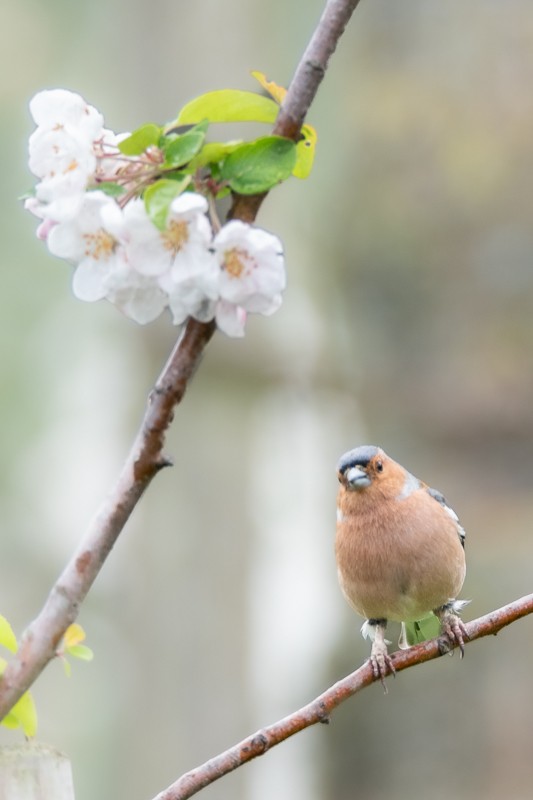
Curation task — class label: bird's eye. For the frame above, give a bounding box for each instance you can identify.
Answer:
[376,460,383,472]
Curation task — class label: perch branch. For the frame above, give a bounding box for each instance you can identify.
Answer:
[152,593,533,800]
[0,0,362,722]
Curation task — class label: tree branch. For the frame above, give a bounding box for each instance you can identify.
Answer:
[152,594,533,800]
[0,0,362,723]
[0,319,215,720]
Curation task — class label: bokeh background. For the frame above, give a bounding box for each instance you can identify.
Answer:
[1,1,532,799]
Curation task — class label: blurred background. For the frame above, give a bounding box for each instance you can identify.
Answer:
[1,0,533,798]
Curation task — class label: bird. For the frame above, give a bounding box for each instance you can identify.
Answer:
[335,445,468,683]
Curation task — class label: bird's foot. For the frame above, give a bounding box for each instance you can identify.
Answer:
[370,638,396,690]
[435,604,469,657]
[363,619,396,690]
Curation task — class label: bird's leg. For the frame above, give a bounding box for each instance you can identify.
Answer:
[434,601,469,657]
[367,618,396,686]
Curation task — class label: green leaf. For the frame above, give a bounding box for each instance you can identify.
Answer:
[11,691,38,738]
[160,122,208,168]
[174,90,278,126]
[221,136,297,194]
[293,124,317,179]
[0,615,18,654]
[0,683,38,738]
[67,644,94,662]
[144,176,191,230]
[189,140,243,170]
[90,182,126,198]
[62,623,86,649]
[0,651,38,737]
[1,711,20,730]
[215,185,231,200]
[118,123,162,155]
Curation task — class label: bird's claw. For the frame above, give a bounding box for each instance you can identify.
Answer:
[438,611,469,657]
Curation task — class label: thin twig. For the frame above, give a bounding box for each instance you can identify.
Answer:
[152,594,533,800]
[0,0,362,722]
[230,0,362,221]
[273,0,362,139]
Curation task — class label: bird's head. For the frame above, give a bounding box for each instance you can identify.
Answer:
[337,445,387,491]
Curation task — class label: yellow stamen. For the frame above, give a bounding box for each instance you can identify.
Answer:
[224,248,249,278]
[161,220,189,256]
[82,229,116,261]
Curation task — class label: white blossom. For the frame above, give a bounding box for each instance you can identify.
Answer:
[116,193,213,278]
[47,191,124,301]
[27,89,107,223]
[213,300,248,338]
[160,259,218,325]
[153,196,219,324]
[45,190,167,323]
[105,264,167,324]
[29,127,96,184]
[210,220,286,336]
[29,89,104,142]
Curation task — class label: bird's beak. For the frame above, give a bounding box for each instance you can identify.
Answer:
[345,466,371,490]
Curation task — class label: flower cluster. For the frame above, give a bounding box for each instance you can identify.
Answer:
[25,89,286,336]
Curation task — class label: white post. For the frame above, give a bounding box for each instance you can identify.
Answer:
[0,743,75,800]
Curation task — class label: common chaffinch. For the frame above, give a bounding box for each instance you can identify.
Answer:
[335,445,467,682]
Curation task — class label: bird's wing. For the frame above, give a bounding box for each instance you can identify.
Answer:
[426,486,466,548]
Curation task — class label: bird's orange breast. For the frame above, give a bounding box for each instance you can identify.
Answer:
[335,485,466,622]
